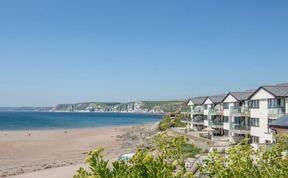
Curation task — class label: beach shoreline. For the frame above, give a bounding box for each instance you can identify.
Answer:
[0,123,159,178]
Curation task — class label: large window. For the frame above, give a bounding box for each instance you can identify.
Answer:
[223,116,229,123]
[248,100,259,108]
[250,118,259,127]
[268,98,285,108]
[223,103,229,109]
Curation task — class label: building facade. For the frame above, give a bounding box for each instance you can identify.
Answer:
[187,83,288,145]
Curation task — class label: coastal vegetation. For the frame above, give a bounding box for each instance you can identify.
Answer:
[74,134,200,178]
[74,122,288,178]
[158,113,188,131]
[200,135,288,177]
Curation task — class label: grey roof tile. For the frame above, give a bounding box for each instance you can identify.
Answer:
[230,90,256,101]
[190,97,207,105]
[262,85,288,97]
[208,95,226,104]
[269,114,288,127]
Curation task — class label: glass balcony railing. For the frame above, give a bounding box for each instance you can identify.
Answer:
[208,108,223,114]
[209,120,223,126]
[230,107,250,115]
[232,123,251,131]
[192,107,204,113]
[268,108,286,115]
[192,119,204,123]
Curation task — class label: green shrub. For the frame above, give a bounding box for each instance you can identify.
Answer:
[74,134,196,178]
[158,116,172,131]
[200,135,288,177]
[158,114,187,131]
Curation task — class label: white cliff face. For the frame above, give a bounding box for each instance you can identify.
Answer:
[52,101,185,113]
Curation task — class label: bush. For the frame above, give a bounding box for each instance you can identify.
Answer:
[74,134,196,178]
[158,115,187,131]
[200,135,288,177]
[158,116,172,131]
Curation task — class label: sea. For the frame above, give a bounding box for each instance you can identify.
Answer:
[0,112,162,130]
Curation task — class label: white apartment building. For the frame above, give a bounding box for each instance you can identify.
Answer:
[187,97,207,131]
[203,95,226,136]
[248,85,288,144]
[188,83,288,145]
[222,90,255,143]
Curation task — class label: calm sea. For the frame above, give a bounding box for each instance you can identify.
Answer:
[0,112,162,130]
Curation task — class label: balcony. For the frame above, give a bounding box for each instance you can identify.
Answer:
[192,107,204,114]
[209,120,223,128]
[230,106,250,116]
[231,123,251,134]
[192,119,204,125]
[208,108,223,115]
[268,108,285,118]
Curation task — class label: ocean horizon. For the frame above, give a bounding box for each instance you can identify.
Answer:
[0,112,162,131]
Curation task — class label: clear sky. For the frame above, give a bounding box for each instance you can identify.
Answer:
[0,0,288,106]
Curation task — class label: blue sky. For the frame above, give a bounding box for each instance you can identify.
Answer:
[0,0,288,106]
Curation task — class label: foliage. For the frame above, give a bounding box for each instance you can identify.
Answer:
[200,135,288,178]
[158,114,187,131]
[74,134,197,178]
[154,134,201,159]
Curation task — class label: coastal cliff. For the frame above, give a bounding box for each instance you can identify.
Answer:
[50,101,187,113]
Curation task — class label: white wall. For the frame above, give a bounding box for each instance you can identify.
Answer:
[223,122,230,130]
[223,94,237,103]
[203,98,212,116]
[250,89,275,143]
[286,97,288,114]
[250,88,274,100]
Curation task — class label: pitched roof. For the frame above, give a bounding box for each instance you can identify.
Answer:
[269,115,288,128]
[248,84,288,99]
[262,85,288,97]
[207,95,226,104]
[190,96,207,105]
[228,90,256,101]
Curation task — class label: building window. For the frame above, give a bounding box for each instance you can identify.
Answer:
[250,118,259,127]
[233,102,243,109]
[268,98,285,108]
[223,116,229,123]
[223,103,229,109]
[251,136,260,144]
[248,100,259,108]
[204,104,208,109]
[203,115,207,120]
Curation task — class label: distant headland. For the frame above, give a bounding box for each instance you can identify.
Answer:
[0,100,188,114]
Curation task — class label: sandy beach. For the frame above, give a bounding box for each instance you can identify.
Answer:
[0,125,154,178]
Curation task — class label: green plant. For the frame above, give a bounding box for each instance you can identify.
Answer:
[158,114,187,131]
[74,134,198,178]
[200,135,288,178]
